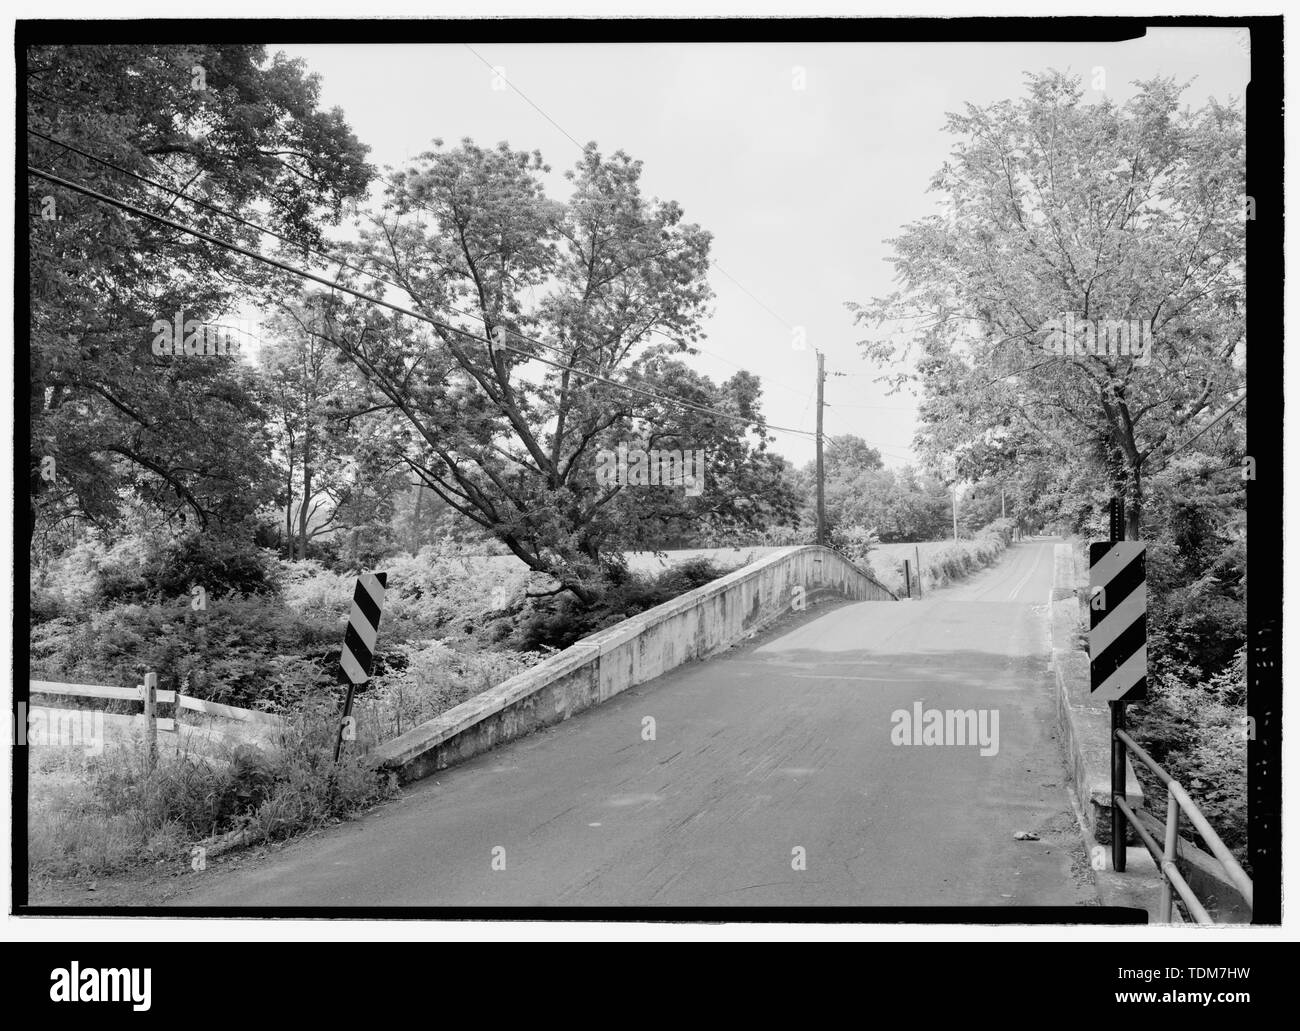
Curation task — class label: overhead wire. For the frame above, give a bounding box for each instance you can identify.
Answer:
[29,163,823,443]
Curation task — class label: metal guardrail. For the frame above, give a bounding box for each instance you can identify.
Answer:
[1113,727,1253,924]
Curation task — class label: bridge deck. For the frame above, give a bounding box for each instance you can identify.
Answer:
[178,540,1097,908]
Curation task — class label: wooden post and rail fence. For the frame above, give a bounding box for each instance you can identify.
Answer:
[27,675,286,765]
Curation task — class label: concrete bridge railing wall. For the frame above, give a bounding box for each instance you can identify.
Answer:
[373,546,895,783]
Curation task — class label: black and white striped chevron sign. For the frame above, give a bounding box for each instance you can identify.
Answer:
[1089,542,1146,701]
[341,571,387,685]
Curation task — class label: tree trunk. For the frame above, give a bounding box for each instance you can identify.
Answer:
[1126,461,1143,540]
[409,484,424,556]
[298,423,311,561]
[284,445,295,560]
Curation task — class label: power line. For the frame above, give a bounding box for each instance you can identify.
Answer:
[33,79,811,428]
[650,331,809,399]
[32,130,822,449]
[29,126,614,377]
[38,124,779,408]
[819,424,913,462]
[50,121,798,400]
[30,164,822,443]
[825,401,917,412]
[820,420,914,462]
[30,127,391,280]
[35,126,821,432]
[1162,393,1247,463]
[30,123,668,383]
[459,43,796,332]
[58,100,804,403]
[462,44,586,152]
[708,259,794,329]
[797,383,816,430]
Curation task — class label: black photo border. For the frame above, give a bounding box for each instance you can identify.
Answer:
[12,13,1283,924]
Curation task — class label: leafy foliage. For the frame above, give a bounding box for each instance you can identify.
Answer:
[850,71,1245,538]
[809,434,959,543]
[29,44,371,546]
[852,70,1249,861]
[145,528,280,600]
[508,558,728,652]
[312,140,794,601]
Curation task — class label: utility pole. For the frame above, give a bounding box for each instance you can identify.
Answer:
[952,482,959,542]
[1001,488,1006,520]
[815,350,826,546]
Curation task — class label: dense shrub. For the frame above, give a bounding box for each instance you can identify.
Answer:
[829,524,880,568]
[509,558,728,652]
[653,557,732,598]
[1129,653,1248,870]
[145,530,280,599]
[33,533,156,614]
[277,543,533,647]
[30,537,538,712]
[29,595,341,710]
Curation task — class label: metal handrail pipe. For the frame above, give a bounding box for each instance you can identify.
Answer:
[1112,738,1253,919]
[1167,780,1254,910]
[1162,861,1214,925]
[1114,795,1162,863]
[1115,728,1173,787]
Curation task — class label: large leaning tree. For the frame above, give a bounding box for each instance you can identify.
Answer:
[28,44,372,549]
[849,71,1246,537]
[304,140,796,602]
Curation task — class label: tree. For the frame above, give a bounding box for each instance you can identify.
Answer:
[810,435,954,543]
[28,44,372,547]
[588,366,802,551]
[261,296,416,565]
[824,434,883,478]
[261,301,351,559]
[316,139,787,601]
[326,408,413,569]
[850,72,1245,538]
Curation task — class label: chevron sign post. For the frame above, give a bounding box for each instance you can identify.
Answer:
[334,571,387,761]
[1092,497,1146,872]
[1088,541,1147,702]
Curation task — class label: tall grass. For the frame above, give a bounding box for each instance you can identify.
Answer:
[351,642,540,742]
[28,701,394,884]
[868,522,1013,596]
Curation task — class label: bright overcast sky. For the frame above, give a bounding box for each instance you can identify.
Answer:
[276,29,1249,469]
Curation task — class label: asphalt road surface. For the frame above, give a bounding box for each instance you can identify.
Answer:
[177,539,1097,908]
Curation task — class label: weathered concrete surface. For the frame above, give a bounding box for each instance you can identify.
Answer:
[173,540,1097,908]
[1050,542,1144,844]
[373,546,895,783]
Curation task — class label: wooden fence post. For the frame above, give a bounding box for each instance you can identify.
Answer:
[143,671,158,768]
[173,681,183,749]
